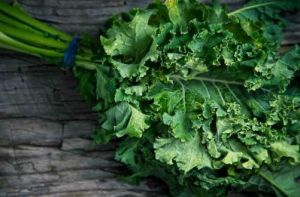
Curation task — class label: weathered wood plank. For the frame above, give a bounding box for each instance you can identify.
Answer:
[0,144,162,196]
[0,118,98,146]
[283,22,300,45]
[0,54,96,120]
[0,146,119,174]
[1,88,83,103]
[0,72,76,90]
[0,102,95,120]
[61,138,117,151]
[17,0,149,8]
[0,170,161,196]
[63,121,96,138]
[0,118,62,146]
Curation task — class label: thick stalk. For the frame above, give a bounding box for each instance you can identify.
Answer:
[0,22,68,50]
[0,33,96,61]
[74,59,98,70]
[0,20,94,58]
[0,0,72,42]
[0,32,63,58]
[0,12,44,36]
[0,42,35,55]
[0,32,98,70]
[0,3,94,57]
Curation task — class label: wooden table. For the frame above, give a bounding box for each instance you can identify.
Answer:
[0,0,299,196]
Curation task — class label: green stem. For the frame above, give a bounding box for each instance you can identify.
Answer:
[0,31,96,62]
[0,41,35,55]
[0,0,72,42]
[0,2,95,58]
[76,54,94,61]
[0,32,98,71]
[0,17,93,59]
[0,12,44,36]
[79,47,94,57]
[228,1,278,16]
[74,60,98,70]
[0,34,97,70]
[0,32,63,58]
[0,22,68,50]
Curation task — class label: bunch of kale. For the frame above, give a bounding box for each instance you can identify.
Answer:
[87,0,300,196]
[1,0,300,196]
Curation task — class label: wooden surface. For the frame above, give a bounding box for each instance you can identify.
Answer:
[0,52,163,197]
[0,0,300,196]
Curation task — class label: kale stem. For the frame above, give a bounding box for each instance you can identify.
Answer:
[0,12,43,36]
[74,60,98,70]
[0,41,35,55]
[0,0,72,42]
[0,32,63,58]
[0,32,98,71]
[228,1,278,16]
[0,22,68,50]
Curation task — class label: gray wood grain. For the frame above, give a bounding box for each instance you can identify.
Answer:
[0,51,162,196]
[18,0,152,35]
[0,0,299,196]
[0,144,161,196]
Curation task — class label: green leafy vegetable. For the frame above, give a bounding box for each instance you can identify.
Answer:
[96,1,300,196]
[1,0,300,196]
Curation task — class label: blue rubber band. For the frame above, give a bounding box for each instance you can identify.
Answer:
[62,37,80,69]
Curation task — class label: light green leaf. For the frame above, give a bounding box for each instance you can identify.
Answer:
[116,104,149,138]
[222,140,259,169]
[101,10,155,60]
[101,11,158,78]
[163,111,193,141]
[154,133,212,173]
[110,41,158,78]
[101,102,149,138]
[270,141,300,163]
